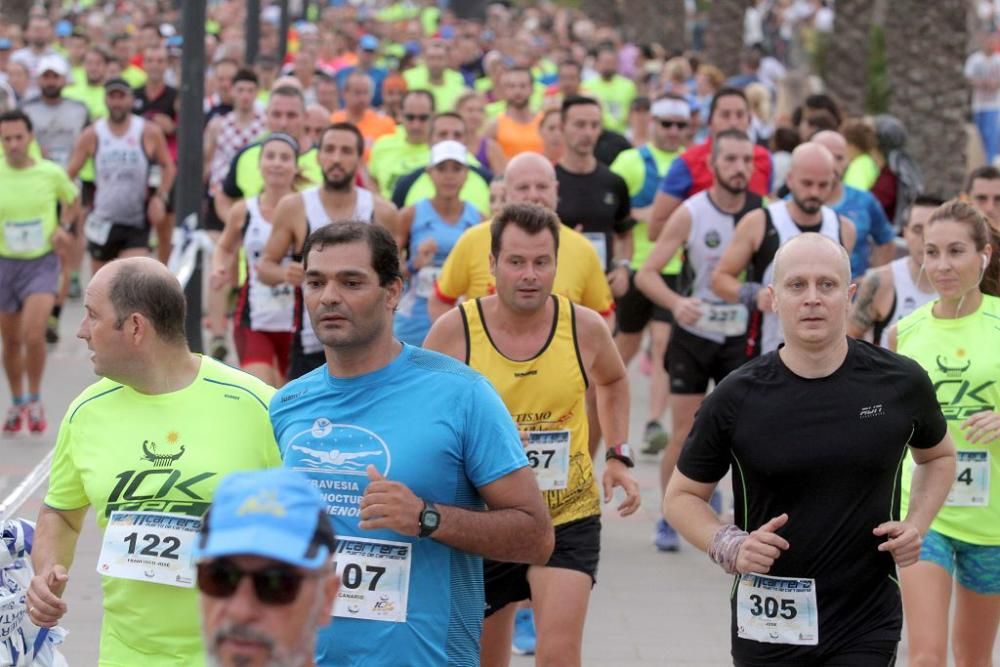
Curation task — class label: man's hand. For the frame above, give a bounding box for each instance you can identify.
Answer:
[962,410,1000,444]
[672,296,704,327]
[602,459,640,516]
[755,288,772,312]
[736,513,789,574]
[359,465,424,536]
[607,265,629,299]
[284,261,305,286]
[50,227,72,256]
[874,521,922,567]
[413,238,437,271]
[209,266,232,291]
[147,196,166,227]
[26,565,69,628]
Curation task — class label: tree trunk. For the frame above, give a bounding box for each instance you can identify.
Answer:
[885,0,968,198]
[824,0,874,117]
[1,0,33,27]
[577,0,686,51]
[705,0,745,77]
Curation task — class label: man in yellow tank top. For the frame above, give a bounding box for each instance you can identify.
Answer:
[425,202,640,667]
[485,68,544,159]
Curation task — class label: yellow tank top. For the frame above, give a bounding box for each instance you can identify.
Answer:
[496,113,544,159]
[461,294,600,526]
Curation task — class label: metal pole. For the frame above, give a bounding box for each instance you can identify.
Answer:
[246,0,261,66]
[178,0,207,353]
[278,0,291,64]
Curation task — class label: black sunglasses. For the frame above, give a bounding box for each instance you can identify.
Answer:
[403,113,431,122]
[197,559,314,605]
[659,120,688,129]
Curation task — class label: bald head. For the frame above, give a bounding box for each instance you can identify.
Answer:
[809,131,847,180]
[787,142,837,214]
[772,233,851,286]
[504,152,558,210]
[94,257,188,345]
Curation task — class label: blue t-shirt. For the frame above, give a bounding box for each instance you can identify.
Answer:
[827,185,895,277]
[336,66,389,108]
[395,199,480,346]
[270,344,527,667]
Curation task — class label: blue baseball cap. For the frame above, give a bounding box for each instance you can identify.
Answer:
[0,38,12,51]
[359,34,379,51]
[55,20,73,38]
[194,469,335,570]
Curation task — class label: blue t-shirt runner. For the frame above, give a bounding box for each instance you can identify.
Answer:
[270,344,528,667]
[394,199,481,346]
[828,184,895,277]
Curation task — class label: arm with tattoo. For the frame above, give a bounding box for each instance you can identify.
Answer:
[848,270,882,338]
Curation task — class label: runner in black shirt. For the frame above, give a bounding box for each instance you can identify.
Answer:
[665,233,956,666]
[555,96,633,292]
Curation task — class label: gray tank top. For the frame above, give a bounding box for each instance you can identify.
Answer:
[93,116,150,227]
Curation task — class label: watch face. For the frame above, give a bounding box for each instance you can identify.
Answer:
[424,510,440,528]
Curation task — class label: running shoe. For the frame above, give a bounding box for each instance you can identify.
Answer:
[209,335,229,362]
[641,420,669,455]
[26,401,46,434]
[654,519,680,552]
[3,405,24,435]
[68,273,81,300]
[511,607,537,655]
[45,314,59,344]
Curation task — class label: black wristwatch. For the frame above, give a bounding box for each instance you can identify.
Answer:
[418,501,441,538]
[605,444,635,468]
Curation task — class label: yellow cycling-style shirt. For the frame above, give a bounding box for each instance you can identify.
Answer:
[462,294,600,525]
[434,221,614,316]
[45,357,281,667]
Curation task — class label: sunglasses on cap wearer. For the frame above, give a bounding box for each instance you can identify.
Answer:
[197,558,322,605]
[658,119,688,129]
[403,113,431,122]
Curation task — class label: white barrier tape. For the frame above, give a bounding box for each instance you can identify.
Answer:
[0,449,55,524]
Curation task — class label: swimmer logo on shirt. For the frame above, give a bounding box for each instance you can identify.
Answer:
[287,420,392,478]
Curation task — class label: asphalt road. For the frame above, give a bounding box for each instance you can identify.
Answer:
[2,295,993,666]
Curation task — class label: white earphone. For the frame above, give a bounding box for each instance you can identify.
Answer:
[983,254,990,272]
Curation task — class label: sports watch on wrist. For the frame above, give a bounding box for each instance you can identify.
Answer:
[605,444,635,468]
[418,501,441,538]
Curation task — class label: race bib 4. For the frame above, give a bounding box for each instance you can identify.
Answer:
[946,451,990,507]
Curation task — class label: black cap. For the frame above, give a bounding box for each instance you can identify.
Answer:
[104,77,132,94]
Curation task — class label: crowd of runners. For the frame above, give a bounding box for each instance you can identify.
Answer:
[1,1,1000,666]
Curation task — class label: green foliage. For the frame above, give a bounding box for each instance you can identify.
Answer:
[866,24,889,114]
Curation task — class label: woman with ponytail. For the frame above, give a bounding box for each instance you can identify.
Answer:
[891,199,1000,667]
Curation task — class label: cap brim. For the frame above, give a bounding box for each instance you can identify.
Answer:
[195,524,329,570]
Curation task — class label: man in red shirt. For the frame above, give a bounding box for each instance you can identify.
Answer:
[648,87,772,240]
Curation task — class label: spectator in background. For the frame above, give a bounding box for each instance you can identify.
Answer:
[314,72,339,116]
[626,96,652,146]
[842,117,881,190]
[965,31,1000,165]
[770,125,800,193]
[539,107,564,163]
[330,71,396,162]
[582,43,637,133]
[791,92,841,140]
[455,90,505,176]
[6,61,32,104]
[744,82,773,145]
[871,114,923,229]
[10,15,57,77]
[692,64,724,141]
[724,48,762,90]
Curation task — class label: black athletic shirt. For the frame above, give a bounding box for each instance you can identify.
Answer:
[555,162,633,272]
[678,337,946,665]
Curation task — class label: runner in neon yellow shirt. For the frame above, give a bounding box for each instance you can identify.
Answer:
[894,200,1000,667]
[28,258,281,667]
[402,41,468,112]
[370,90,433,198]
[581,46,637,133]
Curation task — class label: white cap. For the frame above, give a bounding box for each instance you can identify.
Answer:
[37,55,68,77]
[430,141,467,167]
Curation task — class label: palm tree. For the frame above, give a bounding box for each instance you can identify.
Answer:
[579,0,686,51]
[823,0,874,117]
[705,0,745,76]
[1,0,33,28]
[885,0,968,197]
